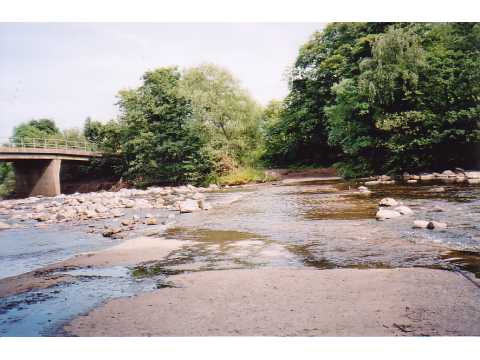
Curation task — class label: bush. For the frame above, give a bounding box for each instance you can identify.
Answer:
[216,167,278,186]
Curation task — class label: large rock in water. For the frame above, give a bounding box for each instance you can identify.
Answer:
[394,205,413,215]
[465,171,480,179]
[379,198,398,207]
[413,220,430,229]
[428,221,447,230]
[376,209,401,220]
[179,199,200,213]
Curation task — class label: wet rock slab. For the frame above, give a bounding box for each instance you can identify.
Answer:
[64,268,480,336]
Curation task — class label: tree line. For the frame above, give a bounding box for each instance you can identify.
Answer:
[264,22,480,177]
[2,23,479,196]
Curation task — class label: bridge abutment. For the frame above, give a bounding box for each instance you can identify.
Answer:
[14,159,62,197]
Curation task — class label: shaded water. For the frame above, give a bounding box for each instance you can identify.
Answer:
[1,178,480,336]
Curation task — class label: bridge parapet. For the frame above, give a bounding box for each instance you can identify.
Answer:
[1,137,98,152]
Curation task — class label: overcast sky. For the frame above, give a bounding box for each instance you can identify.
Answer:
[0,22,324,137]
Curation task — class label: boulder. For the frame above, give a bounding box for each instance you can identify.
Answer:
[102,227,122,237]
[94,205,108,213]
[465,171,480,179]
[420,174,435,181]
[112,209,125,218]
[121,219,134,226]
[197,199,211,210]
[376,209,401,220]
[133,199,152,209]
[431,205,445,212]
[395,205,413,215]
[365,180,380,186]
[55,210,75,221]
[208,184,219,190]
[154,198,165,208]
[178,199,200,213]
[121,199,135,208]
[467,179,480,184]
[379,198,398,207]
[413,220,447,230]
[407,179,418,184]
[441,170,456,177]
[84,210,97,218]
[34,213,50,222]
[191,192,205,200]
[428,221,447,230]
[145,217,158,225]
[413,220,429,229]
[428,186,446,193]
[380,180,395,185]
[357,186,372,195]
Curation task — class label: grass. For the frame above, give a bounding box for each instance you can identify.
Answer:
[0,169,15,199]
[216,167,279,186]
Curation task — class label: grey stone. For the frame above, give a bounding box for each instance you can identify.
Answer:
[376,209,401,220]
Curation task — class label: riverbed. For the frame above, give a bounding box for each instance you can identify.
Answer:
[1,177,480,336]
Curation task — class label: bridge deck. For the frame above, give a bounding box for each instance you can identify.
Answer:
[0,146,102,161]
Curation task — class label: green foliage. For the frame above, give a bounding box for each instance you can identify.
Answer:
[267,22,480,177]
[81,65,268,186]
[13,118,61,141]
[179,64,264,166]
[116,67,215,186]
[0,163,14,198]
[216,166,278,186]
[62,128,86,143]
[264,23,392,167]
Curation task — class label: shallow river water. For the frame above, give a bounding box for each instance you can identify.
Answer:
[1,178,479,336]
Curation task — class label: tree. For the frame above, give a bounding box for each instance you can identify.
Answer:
[268,22,480,176]
[13,118,61,141]
[117,67,214,185]
[264,23,392,166]
[179,64,263,166]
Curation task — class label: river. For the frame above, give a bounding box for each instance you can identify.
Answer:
[0,177,479,336]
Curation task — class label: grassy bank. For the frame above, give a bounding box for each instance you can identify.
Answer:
[216,167,279,186]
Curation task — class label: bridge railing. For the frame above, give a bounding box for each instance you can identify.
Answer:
[0,137,98,152]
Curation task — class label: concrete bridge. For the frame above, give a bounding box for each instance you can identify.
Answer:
[0,138,101,197]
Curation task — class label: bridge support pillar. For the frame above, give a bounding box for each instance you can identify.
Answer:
[14,159,61,197]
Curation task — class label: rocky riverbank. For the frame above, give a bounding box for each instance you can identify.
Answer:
[0,183,220,236]
[364,169,480,185]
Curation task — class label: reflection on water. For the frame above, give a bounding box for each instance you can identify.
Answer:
[440,250,480,278]
[0,267,156,336]
[167,179,480,275]
[0,226,122,279]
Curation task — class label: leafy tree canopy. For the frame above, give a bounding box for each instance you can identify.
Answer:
[13,118,61,140]
[265,22,480,176]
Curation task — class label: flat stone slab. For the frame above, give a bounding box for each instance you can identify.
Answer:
[64,268,480,336]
